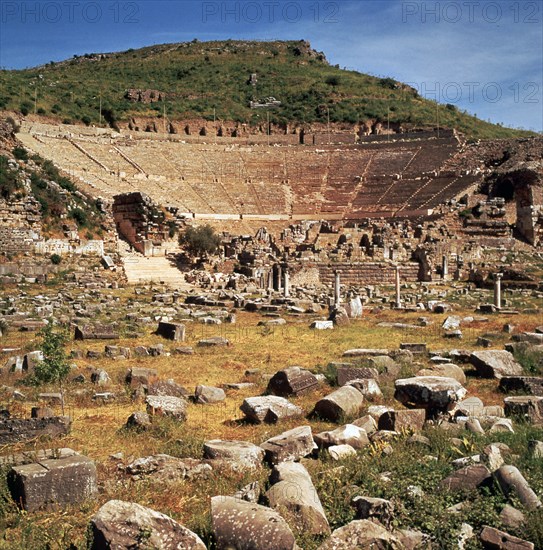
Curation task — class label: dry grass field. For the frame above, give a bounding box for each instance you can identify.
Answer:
[1,281,542,549]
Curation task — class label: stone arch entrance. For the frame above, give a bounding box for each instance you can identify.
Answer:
[489,165,542,246]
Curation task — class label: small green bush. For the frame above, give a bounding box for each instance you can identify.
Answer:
[179,224,221,257]
[12,147,28,161]
[50,253,62,265]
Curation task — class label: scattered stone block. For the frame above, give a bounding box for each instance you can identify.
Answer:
[266,461,330,536]
[346,378,382,399]
[197,337,230,347]
[400,343,427,355]
[126,367,158,388]
[378,409,426,431]
[328,444,357,460]
[260,425,316,465]
[90,500,206,550]
[417,363,467,384]
[480,525,534,549]
[203,440,264,469]
[351,496,394,527]
[240,396,302,424]
[494,465,542,511]
[148,379,189,398]
[504,396,543,424]
[125,411,151,430]
[75,324,119,340]
[146,395,187,421]
[500,504,526,529]
[440,464,492,492]
[470,350,524,379]
[313,386,364,422]
[319,519,402,550]
[211,496,297,550]
[0,417,71,445]
[394,376,467,413]
[8,454,97,511]
[156,321,186,341]
[310,320,333,330]
[267,366,319,397]
[314,424,369,450]
[194,385,226,404]
[337,366,379,386]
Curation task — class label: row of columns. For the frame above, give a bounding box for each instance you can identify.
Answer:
[269,265,503,309]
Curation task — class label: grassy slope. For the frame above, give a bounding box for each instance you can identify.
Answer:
[0,40,536,140]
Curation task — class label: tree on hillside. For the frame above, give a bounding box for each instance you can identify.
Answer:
[32,323,71,414]
[179,224,221,258]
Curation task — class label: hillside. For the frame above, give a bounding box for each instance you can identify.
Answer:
[0,39,536,140]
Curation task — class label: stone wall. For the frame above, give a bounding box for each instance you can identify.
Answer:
[112,192,170,256]
[0,198,42,254]
[290,261,420,287]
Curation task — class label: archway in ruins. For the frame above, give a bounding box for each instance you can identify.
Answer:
[490,167,542,245]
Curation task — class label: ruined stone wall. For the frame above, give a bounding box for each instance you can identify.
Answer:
[0,198,42,254]
[290,261,420,287]
[112,192,169,256]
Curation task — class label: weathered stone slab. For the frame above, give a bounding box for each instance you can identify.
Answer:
[211,496,297,550]
[260,425,316,464]
[90,500,206,549]
[74,324,119,340]
[394,376,467,413]
[267,366,319,397]
[314,424,369,449]
[440,464,491,492]
[343,348,389,357]
[126,367,158,388]
[266,461,330,536]
[0,417,71,445]
[318,519,402,550]
[146,395,187,421]
[203,440,264,469]
[378,409,426,431]
[494,465,542,511]
[313,386,364,422]
[400,343,427,355]
[480,526,534,549]
[504,396,543,424]
[156,321,186,341]
[499,376,543,396]
[194,385,226,404]
[337,366,379,386]
[417,363,467,384]
[470,350,524,379]
[240,396,303,424]
[8,454,97,511]
[197,336,230,347]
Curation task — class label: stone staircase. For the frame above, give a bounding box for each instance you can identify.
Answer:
[118,241,191,288]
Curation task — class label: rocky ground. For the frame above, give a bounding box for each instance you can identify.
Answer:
[0,277,542,549]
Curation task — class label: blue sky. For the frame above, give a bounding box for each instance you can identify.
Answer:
[1,0,541,131]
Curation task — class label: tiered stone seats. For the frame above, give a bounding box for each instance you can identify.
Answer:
[19,124,480,221]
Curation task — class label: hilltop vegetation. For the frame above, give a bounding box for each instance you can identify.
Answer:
[0,40,535,140]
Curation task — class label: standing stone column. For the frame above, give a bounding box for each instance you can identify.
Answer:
[277,265,282,292]
[442,255,448,280]
[334,271,341,306]
[395,266,401,309]
[494,273,503,309]
[283,270,290,298]
[268,269,274,292]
